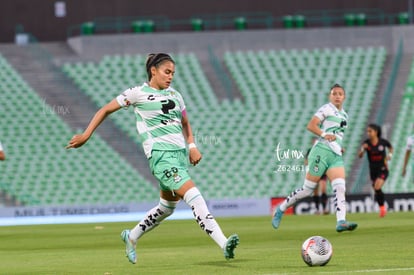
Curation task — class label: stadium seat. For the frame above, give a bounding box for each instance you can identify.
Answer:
[386,60,414,193]
[0,54,157,206]
[223,47,386,196]
[59,47,387,199]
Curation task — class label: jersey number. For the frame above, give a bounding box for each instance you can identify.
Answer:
[161,99,176,114]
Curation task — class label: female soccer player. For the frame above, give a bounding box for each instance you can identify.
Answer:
[358,124,393,217]
[66,53,239,264]
[402,133,414,179]
[305,141,329,215]
[0,141,5,161]
[272,84,357,232]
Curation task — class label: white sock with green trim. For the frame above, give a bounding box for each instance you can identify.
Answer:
[332,178,347,222]
[279,179,317,212]
[183,187,227,249]
[129,198,177,242]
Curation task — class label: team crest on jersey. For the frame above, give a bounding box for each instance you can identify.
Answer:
[378,145,384,151]
[173,173,182,183]
[123,98,131,106]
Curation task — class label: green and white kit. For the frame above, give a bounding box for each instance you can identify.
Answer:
[116,83,190,190]
[307,103,348,177]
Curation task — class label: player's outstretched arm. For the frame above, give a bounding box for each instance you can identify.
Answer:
[66,99,121,149]
[181,113,202,166]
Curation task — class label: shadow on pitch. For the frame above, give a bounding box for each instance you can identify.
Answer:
[195,259,250,268]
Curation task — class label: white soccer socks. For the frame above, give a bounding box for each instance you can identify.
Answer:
[279,179,317,212]
[129,187,233,251]
[129,198,177,241]
[183,187,228,249]
[332,178,346,222]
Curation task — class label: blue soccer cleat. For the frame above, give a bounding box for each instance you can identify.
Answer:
[121,229,137,264]
[272,206,284,229]
[336,220,358,232]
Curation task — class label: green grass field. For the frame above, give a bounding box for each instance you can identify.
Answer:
[1,212,414,274]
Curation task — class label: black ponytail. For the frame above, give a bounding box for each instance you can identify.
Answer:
[145,53,175,81]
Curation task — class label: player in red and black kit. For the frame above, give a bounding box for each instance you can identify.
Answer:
[358,124,393,217]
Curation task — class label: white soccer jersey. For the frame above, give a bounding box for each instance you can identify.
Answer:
[406,135,414,153]
[0,141,3,151]
[116,83,186,158]
[314,102,348,155]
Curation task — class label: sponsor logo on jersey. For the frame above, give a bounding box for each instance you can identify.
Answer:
[123,98,131,106]
[147,94,167,101]
[161,119,177,125]
[173,173,182,183]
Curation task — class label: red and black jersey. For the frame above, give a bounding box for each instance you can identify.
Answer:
[363,138,392,182]
[362,138,392,169]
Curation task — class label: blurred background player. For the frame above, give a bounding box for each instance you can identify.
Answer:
[305,139,329,215]
[272,84,357,232]
[402,132,414,180]
[0,141,5,161]
[66,53,239,264]
[358,124,393,217]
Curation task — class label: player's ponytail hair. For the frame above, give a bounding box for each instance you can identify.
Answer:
[145,53,175,81]
[368,123,382,138]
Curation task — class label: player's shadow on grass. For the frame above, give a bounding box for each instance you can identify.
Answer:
[196,259,249,268]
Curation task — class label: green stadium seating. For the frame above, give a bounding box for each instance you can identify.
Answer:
[224,46,386,196]
[386,57,414,193]
[0,54,157,206]
[61,47,386,199]
[62,53,225,198]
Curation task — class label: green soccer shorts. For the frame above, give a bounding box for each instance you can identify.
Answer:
[307,143,344,177]
[149,149,191,191]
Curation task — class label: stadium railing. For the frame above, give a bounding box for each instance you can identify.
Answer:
[66,9,411,38]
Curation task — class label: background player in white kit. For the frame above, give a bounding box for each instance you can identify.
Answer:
[0,141,5,161]
[402,133,414,180]
[67,53,239,264]
[272,84,357,232]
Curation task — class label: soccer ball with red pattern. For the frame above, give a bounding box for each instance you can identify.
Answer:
[301,236,333,266]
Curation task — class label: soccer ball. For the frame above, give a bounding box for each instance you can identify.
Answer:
[301,236,333,266]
